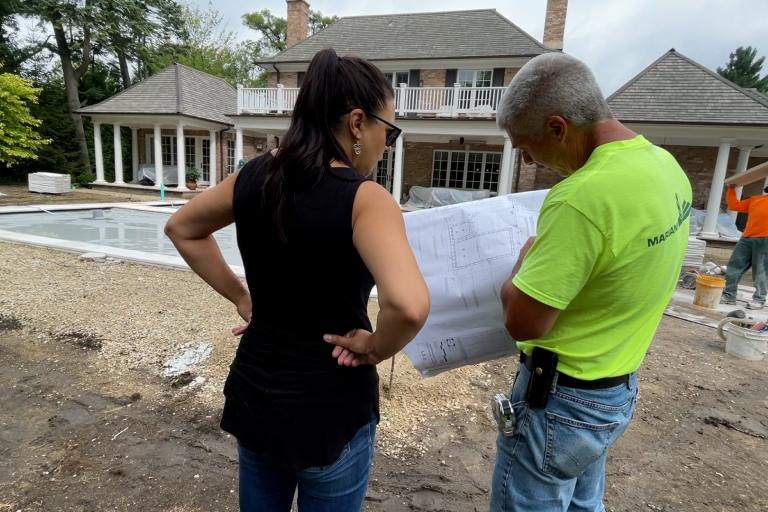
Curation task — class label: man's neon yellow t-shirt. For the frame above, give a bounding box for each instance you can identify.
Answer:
[513,135,692,380]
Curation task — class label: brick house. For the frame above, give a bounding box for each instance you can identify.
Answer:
[79,0,768,242]
[235,0,768,234]
[232,3,559,202]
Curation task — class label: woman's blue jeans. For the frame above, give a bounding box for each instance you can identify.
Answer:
[237,417,376,512]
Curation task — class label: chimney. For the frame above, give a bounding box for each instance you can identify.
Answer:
[286,0,310,48]
[543,0,567,50]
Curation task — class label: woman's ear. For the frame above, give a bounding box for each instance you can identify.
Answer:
[347,108,365,140]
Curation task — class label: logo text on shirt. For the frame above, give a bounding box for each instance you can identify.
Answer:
[647,194,691,248]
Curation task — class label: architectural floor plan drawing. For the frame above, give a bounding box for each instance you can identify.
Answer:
[402,190,548,376]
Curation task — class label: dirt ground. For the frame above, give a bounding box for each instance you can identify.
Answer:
[0,186,766,511]
[1,276,767,512]
[0,185,160,207]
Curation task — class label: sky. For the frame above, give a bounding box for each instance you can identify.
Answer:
[188,0,768,95]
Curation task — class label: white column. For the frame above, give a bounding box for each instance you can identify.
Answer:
[153,124,163,189]
[93,122,105,183]
[498,136,514,195]
[730,146,754,221]
[209,130,218,187]
[113,124,124,184]
[397,83,407,116]
[701,139,733,238]
[176,121,187,190]
[235,127,244,168]
[276,84,285,114]
[451,83,460,116]
[131,128,139,183]
[734,147,753,199]
[392,134,404,204]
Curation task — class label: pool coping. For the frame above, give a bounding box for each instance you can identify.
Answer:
[0,200,187,215]
[0,200,245,278]
[0,201,379,297]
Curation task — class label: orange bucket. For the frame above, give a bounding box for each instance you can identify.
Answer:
[693,274,726,309]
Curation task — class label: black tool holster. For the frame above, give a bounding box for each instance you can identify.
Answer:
[524,347,559,408]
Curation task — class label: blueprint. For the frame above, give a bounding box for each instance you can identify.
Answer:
[402,190,548,377]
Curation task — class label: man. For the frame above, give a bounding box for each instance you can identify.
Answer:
[492,53,691,511]
[721,185,768,309]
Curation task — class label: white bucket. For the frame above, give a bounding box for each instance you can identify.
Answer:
[717,318,768,361]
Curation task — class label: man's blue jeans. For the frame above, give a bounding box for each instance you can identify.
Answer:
[491,362,638,511]
[723,236,768,303]
[237,417,376,512]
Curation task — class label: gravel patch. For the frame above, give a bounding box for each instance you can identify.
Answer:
[0,312,23,332]
[0,241,511,458]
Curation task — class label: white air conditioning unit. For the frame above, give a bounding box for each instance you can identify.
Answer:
[28,172,71,194]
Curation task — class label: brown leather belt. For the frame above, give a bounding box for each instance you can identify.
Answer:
[520,352,630,390]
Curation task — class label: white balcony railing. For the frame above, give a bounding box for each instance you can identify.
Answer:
[237,84,301,115]
[237,84,506,118]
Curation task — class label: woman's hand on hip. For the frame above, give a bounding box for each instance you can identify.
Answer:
[324,329,379,366]
[232,293,252,336]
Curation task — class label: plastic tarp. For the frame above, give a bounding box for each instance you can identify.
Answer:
[689,208,741,241]
[404,186,492,209]
[138,164,179,186]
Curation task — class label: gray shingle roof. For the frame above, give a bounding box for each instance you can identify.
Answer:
[78,63,235,125]
[257,9,549,64]
[608,49,768,126]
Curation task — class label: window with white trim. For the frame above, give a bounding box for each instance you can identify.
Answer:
[161,136,175,166]
[431,150,501,192]
[384,71,410,88]
[226,140,236,174]
[184,137,196,170]
[457,70,494,111]
[458,69,492,87]
[375,150,392,192]
[202,139,210,182]
[147,135,177,166]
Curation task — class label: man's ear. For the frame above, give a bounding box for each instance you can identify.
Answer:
[546,115,568,142]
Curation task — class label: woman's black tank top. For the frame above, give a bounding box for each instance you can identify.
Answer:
[220,152,379,471]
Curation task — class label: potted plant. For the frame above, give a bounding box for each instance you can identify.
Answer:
[185,167,201,190]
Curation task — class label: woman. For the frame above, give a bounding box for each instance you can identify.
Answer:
[165,48,430,511]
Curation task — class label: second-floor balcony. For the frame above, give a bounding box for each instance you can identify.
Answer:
[237,84,506,118]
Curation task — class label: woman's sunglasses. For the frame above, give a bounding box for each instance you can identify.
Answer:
[346,109,402,147]
[367,112,402,147]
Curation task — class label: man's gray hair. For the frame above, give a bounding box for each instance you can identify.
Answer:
[497,53,613,136]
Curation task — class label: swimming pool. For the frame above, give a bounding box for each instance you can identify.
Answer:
[0,205,243,271]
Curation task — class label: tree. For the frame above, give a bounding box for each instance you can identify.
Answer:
[97,0,185,89]
[15,1,97,174]
[242,8,337,55]
[14,0,186,176]
[141,4,264,87]
[0,71,50,167]
[717,46,768,93]
[0,0,21,72]
[19,62,121,185]
[310,11,338,37]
